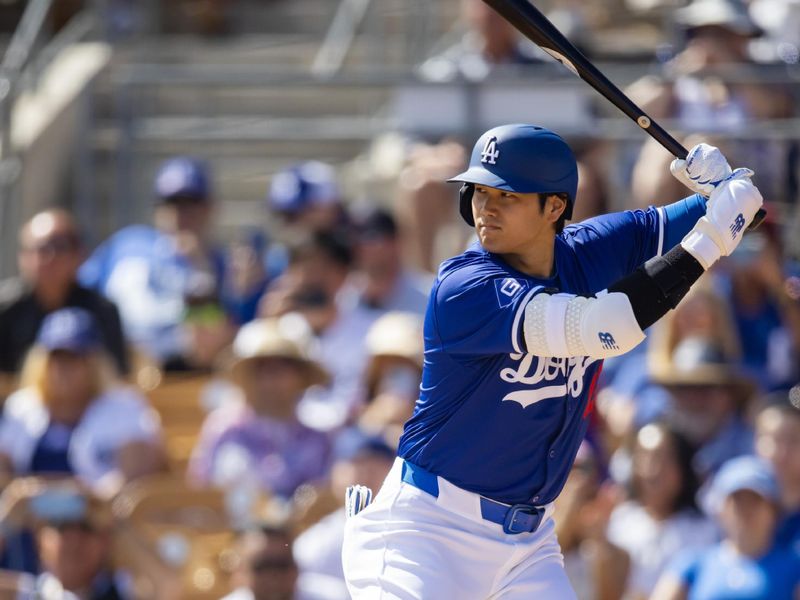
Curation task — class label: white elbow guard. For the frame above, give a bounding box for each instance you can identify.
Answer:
[523,292,646,359]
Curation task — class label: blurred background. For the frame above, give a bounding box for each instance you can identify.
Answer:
[0,0,798,598]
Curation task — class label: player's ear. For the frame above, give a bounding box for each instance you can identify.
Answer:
[545,194,567,223]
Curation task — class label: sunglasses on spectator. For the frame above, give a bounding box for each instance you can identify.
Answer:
[21,235,80,257]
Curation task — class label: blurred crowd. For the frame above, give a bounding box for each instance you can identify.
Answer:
[0,0,799,598]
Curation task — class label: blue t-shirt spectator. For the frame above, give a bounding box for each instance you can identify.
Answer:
[668,542,800,600]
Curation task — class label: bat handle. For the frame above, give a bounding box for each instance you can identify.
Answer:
[641,118,766,230]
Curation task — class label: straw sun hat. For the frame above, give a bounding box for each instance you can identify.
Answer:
[229,315,329,388]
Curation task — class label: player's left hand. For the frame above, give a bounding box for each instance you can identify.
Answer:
[670,143,754,197]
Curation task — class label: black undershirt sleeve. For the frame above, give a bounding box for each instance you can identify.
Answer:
[608,245,706,330]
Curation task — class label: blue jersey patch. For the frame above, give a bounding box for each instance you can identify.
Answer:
[398,200,705,505]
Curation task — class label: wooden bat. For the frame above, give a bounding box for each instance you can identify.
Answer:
[482,0,766,228]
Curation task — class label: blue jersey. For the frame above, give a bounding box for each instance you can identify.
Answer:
[79,225,226,361]
[398,196,706,505]
[670,542,800,600]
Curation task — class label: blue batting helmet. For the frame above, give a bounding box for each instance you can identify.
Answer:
[448,124,578,226]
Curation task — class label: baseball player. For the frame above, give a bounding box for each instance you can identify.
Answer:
[341,124,763,599]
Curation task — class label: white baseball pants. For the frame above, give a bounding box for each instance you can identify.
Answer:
[342,458,577,599]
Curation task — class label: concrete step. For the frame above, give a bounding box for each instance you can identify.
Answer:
[118,84,392,118]
[110,33,320,66]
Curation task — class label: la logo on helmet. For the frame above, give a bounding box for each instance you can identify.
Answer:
[481,136,500,165]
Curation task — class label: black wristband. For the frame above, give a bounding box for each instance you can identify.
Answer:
[608,246,705,330]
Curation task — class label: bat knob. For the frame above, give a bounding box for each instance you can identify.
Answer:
[748,208,767,230]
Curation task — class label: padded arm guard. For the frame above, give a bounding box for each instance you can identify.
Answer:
[522,245,707,359]
[523,291,645,359]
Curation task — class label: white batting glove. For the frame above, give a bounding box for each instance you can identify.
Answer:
[681,178,764,269]
[670,143,754,197]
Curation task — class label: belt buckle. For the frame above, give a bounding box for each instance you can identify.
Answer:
[502,504,544,535]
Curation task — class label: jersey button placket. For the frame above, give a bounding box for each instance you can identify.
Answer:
[548,449,556,459]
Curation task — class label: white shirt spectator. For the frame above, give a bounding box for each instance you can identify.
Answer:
[293,508,349,600]
[296,302,377,431]
[0,385,161,488]
[607,500,719,599]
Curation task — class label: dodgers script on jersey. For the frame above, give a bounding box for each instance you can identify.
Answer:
[398,195,707,506]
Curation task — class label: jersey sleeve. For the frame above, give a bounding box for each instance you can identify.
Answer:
[431,262,542,356]
[564,195,706,288]
[78,238,112,291]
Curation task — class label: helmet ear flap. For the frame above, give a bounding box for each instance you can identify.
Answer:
[459,184,475,226]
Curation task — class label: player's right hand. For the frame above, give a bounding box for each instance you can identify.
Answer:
[670,143,753,197]
[681,177,764,269]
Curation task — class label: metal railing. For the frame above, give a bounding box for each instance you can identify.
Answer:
[0,0,54,277]
[0,0,101,278]
[312,0,374,78]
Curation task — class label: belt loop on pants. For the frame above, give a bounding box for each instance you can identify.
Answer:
[400,460,546,535]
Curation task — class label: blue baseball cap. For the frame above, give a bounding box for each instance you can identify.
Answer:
[707,455,780,512]
[36,308,102,354]
[333,428,395,462]
[449,124,578,223]
[154,157,211,202]
[268,161,340,215]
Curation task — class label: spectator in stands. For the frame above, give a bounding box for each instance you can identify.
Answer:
[601,282,741,441]
[607,423,718,600]
[221,229,272,326]
[419,0,545,81]
[30,483,129,600]
[756,393,800,546]
[0,308,164,496]
[168,278,236,372]
[718,231,800,389]
[188,316,331,498]
[648,283,742,369]
[393,141,470,273]
[555,441,630,600]
[79,156,228,369]
[651,455,800,600]
[629,0,795,206]
[293,428,395,600]
[223,524,298,600]
[345,207,431,315]
[0,209,128,384]
[651,337,756,479]
[268,162,348,237]
[749,0,800,62]
[357,312,424,447]
[259,233,375,431]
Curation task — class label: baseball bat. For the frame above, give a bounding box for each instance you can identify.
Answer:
[482,0,766,229]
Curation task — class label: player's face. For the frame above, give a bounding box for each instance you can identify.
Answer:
[471,185,551,253]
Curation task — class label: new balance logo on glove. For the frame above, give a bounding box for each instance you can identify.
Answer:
[730,214,746,239]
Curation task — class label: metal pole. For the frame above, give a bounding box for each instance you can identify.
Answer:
[311,0,373,78]
[1,0,53,73]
